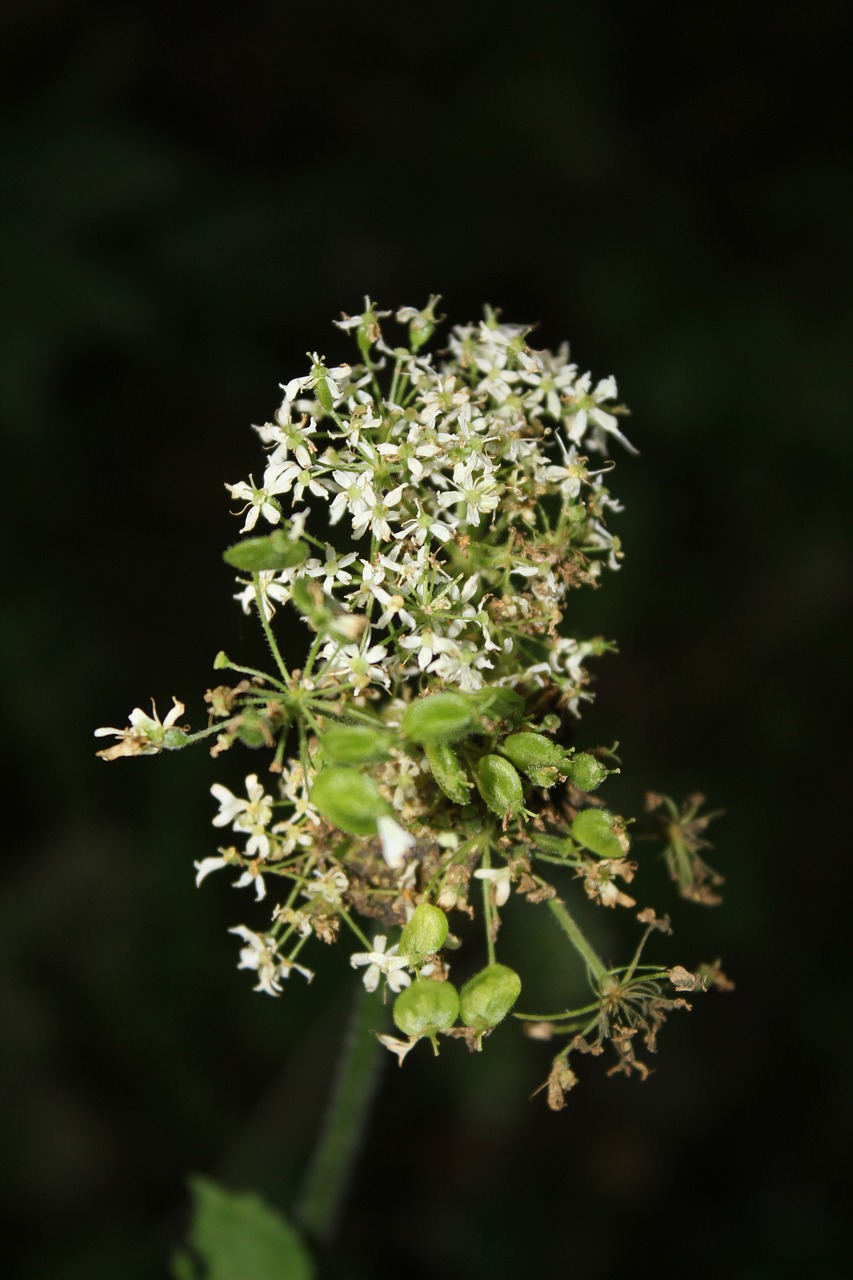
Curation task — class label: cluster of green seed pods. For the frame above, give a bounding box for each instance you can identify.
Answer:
[388,904,522,1051]
[308,689,614,840]
[392,964,522,1050]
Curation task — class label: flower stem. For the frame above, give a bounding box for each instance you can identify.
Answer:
[294,983,384,1244]
[547,897,608,986]
[253,574,290,682]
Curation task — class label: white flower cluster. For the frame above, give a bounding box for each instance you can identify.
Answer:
[225,303,632,710]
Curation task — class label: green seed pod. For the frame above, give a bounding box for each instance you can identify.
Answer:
[320,724,393,765]
[398,903,449,958]
[568,753,609,793]
[393,979,460,1039]
[469,686,524,725]
[401,692,474,744]
[500,732,564,770]
[475,754,524,819]
[310,766,386,836]
[223,529,309,572]
[571,808,626,859]
[424,741,473,804]
[459,963,521,1031]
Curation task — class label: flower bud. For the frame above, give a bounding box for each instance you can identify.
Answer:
[571,808,627,859]
[424,741,473,804]
[475,754,524,819]
[402,692,474,744]
[223,530,308,572]
[310,766,387,836]
[320,724,393,765]
[459,963,521,1031]
[399,903,449,959]
[568,753,609,793]
[392,979,460,1039]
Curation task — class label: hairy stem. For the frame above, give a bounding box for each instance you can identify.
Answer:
[547,897,608,986]
[294,984,384,1244]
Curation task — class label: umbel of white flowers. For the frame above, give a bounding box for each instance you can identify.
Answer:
[95,300,727,1106]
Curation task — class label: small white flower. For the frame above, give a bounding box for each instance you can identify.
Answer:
[229,926,313,995]
[193,855,230,887]
[376,1033,419,1066]
[304,545,358,593]
[211,774,274,858]
[377,814,416,869]
[94,697,186,759]
[225,474,291,531]
[473,866,512,907]
[303,868,349,908]
[350,935,411,993]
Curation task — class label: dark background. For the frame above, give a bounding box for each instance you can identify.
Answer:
[2,2,851,1277]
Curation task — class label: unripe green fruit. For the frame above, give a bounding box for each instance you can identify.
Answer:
[398,903,449,958]
[459,963,521,1031]
[320,724,393,765]
[401,692,474,744]
[424,741,473,804]
[393,979,460,1038]
[310,767,386,836]
[569,753,609,792]
[499,732,566,773]
[223,530,309,572]
[475,754,524,818]
[236,713,270,749]
[571,808,626,859]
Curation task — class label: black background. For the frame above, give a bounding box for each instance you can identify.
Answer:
[2,2,851,1277]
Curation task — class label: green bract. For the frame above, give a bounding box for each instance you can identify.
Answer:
[398,903,449,958]
[475,754,524,818]
[320,724,393,765]
[424,741,472,804]
[401,692,474,744]
[571,808,626,859]
[459,963,521,1031]
[393,980,460,1039]
[223,529,309,572]
[310,767,386,836]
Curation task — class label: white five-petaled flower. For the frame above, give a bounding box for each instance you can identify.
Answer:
[229,925,314,996]
[225,474,291,532]
[350,935,412,993]
[94,697,186,760]
[211,774,274,859]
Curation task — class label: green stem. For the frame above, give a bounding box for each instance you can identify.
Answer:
[480,844,497,966]
[547,898,608,986]
[253,574,290,682]
[294,984,384,1244]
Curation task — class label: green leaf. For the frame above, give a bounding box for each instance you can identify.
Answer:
[181,1177,314,1280]
[223,529,309,572]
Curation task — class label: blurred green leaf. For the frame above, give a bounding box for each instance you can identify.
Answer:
[175,1176,314,1280]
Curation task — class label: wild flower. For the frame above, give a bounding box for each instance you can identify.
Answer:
[95,300,728,1105]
